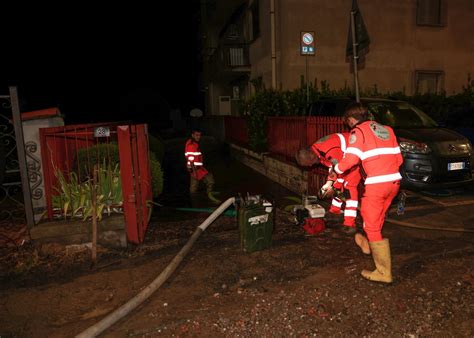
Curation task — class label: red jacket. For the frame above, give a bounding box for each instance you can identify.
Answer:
[311,133,348,168]
[185,139,209,180]
[311,133,361,186]
[335,121,403,184]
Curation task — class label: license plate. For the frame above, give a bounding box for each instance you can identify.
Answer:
[447,162,465,171]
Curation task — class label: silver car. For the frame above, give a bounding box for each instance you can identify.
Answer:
[309,98,474,189]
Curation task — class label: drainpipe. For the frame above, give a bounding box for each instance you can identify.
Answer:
[270,0,277,89]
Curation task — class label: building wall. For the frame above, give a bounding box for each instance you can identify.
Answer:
[249,0,474,94]
[248,0,274,88]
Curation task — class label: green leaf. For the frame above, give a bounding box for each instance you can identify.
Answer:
[284,196,303,203]
[284,205,297,212]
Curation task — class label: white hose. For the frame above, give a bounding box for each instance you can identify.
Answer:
[76,197,236,338]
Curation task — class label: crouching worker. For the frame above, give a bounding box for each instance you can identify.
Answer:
[295,132,361,235]
[332,102,403,283]
[184,129,220,203]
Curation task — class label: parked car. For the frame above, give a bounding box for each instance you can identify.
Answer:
[308,97,474,190]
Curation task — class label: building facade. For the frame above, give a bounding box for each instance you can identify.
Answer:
[201,0,474,115]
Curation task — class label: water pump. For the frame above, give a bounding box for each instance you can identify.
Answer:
[293,194,326,235]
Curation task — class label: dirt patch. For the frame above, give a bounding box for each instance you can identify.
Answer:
[1,209,473,337]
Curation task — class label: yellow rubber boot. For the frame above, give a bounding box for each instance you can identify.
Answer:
[207,191,222,204]
[354,233,371,255]
[361,239,393,283]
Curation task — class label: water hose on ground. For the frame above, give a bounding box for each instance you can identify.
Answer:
[317,198,474,234]
[385,218,474,233]
[76,197,236,338]
[175,207,236,217]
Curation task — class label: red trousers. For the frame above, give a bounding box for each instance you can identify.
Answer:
[361,181,400,242]
[329,183,359,227]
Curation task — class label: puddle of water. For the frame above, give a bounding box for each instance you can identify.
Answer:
[154,139,298,222]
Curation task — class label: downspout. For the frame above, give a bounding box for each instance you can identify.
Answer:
[270,0,277,89]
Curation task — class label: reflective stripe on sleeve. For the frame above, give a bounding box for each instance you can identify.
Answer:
[185,152,202,156]
[334,164,344,174]
[188,156,195,161]
[345,147,364,159]
[365,172,402,184]
[336,133,347,152]
[194,162,204,166]
[336,178,344,183]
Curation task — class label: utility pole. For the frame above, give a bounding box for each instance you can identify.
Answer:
[350,10,360,102]
[270,0,277,89]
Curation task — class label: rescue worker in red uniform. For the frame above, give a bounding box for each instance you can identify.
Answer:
[333,102,403,283]
[185,129,215,194]
[296,133,361,234]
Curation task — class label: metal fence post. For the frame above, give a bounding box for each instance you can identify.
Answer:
[10,86,35,228]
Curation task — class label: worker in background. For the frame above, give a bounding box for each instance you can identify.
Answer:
[184,128,219,203]
[295,132,361,235]
[332,102,403,284]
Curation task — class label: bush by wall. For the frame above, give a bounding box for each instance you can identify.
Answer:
[240,75,474,151]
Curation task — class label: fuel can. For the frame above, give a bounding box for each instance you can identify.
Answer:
[238,196,273,253]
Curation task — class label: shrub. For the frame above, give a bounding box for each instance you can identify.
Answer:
[76,143,163,198]
[149,133,165,163]
[149,152,163,198]
[240,76,474,152]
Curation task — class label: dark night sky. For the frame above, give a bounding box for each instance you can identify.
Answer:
[0,2,202,125]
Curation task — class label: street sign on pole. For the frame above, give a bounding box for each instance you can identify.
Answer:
[300,31,315,56]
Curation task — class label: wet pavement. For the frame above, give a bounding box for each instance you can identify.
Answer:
[158,136,295,215]
[1,137,474,337]
[158,136,474,234]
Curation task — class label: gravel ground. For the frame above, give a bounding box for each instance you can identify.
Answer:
[1,207,473,337]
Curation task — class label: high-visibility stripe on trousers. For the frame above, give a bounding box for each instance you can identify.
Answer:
[329,197,343,215]
[342,183,359,227]
[343,199,358,227]
[328,184,359,227]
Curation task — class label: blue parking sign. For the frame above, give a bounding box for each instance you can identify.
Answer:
[300,31,316,55]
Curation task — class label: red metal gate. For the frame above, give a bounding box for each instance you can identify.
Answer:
[117,125,152,244]
[40,123,152,244]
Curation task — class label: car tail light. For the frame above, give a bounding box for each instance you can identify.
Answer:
[399,137,432,154]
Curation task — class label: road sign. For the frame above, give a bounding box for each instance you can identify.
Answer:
[301,31,315,55]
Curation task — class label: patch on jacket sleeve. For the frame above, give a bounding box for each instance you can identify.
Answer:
[369,122,390,140]
[349,133,357,144]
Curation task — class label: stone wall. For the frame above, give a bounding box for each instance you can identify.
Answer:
[230,143,308,194]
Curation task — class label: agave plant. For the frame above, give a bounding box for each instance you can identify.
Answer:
[52,163,123,221]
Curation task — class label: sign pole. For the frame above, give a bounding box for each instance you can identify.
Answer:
[350,10,360,102]
[306,55,309,107]
[300,31,315,108]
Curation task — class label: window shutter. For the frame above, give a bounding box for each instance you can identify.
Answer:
[417,0,444,26]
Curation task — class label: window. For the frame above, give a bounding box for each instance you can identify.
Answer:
[417,0,446,26]
[415,70,444,94]
[367,101,438,128]
[250,0,260,41]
